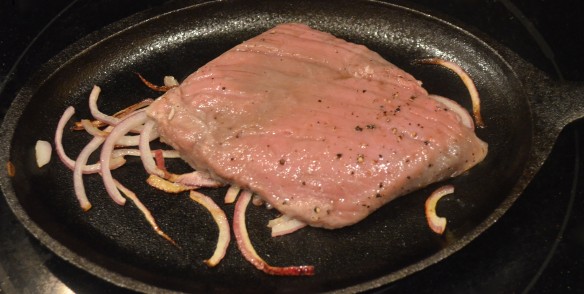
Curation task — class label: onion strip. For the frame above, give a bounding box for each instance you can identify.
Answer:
[73,134,109,211]
[189,191,230,267]
[146,174,191,194]
[267,215,307,237]
[89,85,120,126]
[115,179,177,246]
[35,140,52,168]
[55,106,77,169]
[164,76,179,87]
[138,121,221,189]
[224,185,241,204]
[111,148,180,159]
[425,185,455,234]
[139,119,165,178]
[55,106,125,174]
[73,98,153,131]
[416,58,484,128]
[136,73,177,92]
[100,111,148,205]
[173,171,223,188]
[429,95,474,129]
[233,190,314,276]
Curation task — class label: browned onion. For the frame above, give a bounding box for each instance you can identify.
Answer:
[6,161,15,177]
[146,174,191,193]
[189,191,230,267]
[136,73,178,92]
[115,179,177,246]
[233,190,315,276]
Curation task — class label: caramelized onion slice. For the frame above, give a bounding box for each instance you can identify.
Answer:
[136,73,177,92]
[6,161,15,177]
[233,190,315,276]
[189,191,230,267]
[146,174,192,194]
[115,179,177,246]
[425,185,455,234]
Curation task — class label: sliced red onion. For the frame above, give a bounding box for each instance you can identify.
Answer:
[267,215,307,237]
[35,140,52,168]
[189,190,230,267]
[82,115,158,147]
[111,148,180,159]
[89,85,150,133]
[139,119,165,177]
[89,85,119,126]
[73,135,107,211]
[429,95,474,129]
[153,149,167,172]
[233,190,315,276]
[100,111,148,205]
[115,129,159,147]
[416,58,484,127]
[55,106,77,170]
[137,122,221,188]
[80,119,109,137]
[174,171,223,188]
[425,185,455,234]
[55,107,125,173]
[164,76,179,87]
[115,179,176,245]
[112,99,154,121]
[224,185,241,204]
[136,73,177,92]
[73,98,154,131]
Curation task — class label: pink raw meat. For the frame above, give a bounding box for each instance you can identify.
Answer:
[147,23,488,229]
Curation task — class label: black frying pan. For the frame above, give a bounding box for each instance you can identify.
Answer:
[1,0,582,293]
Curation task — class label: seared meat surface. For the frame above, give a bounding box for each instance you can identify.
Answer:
[147,23,488,229]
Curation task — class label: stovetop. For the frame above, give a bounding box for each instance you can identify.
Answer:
[1,0,582,293]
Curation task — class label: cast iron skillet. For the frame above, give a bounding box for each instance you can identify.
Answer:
[1,0,582,293]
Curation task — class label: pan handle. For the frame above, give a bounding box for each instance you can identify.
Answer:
[519,70,583,163]
[526,75,583,133]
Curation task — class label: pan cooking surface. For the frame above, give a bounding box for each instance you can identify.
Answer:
[0,0,533,292]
